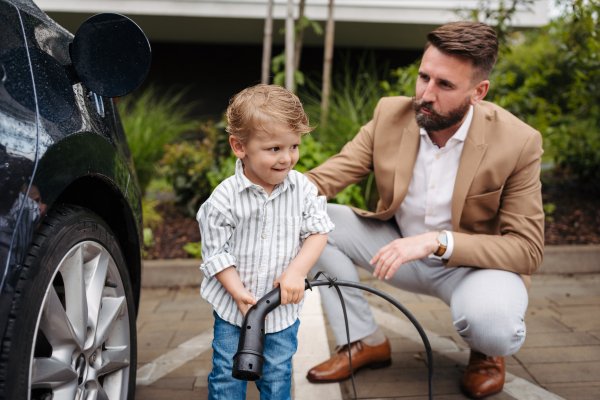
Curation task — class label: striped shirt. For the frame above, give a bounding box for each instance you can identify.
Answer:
[198,159,334,333]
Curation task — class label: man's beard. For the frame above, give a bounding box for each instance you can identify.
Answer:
[412,96,471,133]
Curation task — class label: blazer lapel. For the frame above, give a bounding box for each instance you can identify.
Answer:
[451,105,488,231]
[391,117,420,211]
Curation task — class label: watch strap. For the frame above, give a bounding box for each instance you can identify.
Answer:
[434,231,448,256]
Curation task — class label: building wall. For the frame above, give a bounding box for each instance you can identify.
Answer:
[40,0,548,48]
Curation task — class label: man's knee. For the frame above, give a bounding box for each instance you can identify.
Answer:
[453,310,526,357]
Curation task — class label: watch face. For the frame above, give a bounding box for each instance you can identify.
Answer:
[438,232,448,246]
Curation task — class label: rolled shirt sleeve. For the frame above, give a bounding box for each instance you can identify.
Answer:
[197,202,237,279]
[300,182,335,239]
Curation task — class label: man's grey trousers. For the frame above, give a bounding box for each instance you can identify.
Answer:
[309,204,528,357]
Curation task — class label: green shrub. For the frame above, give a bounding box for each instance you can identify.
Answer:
[548,119,600,181]
[160,139,214,218]
[294,135,333,173]
[117,85,200,195]
[380,61,419,99]
[486,1,600,181]
[294,136,367,209]
[159,120,233,217]
[143,227,155,248]
[183,242,202,259]
[142,198,162,228]
[543,202,556,222]
[207,153,237,191]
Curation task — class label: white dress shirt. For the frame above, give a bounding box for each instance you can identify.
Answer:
[395,106,474,263]
[198,159,334,333]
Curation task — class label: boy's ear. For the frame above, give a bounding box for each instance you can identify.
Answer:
[229,135,246,159]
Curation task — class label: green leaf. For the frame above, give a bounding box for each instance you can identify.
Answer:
[183,242,203,259]
[310,20,324,36]
[274,72,286,87]
[294,70,305,86]
[143,228,155,248]
[271,52,286,74]
[543,203,556,215]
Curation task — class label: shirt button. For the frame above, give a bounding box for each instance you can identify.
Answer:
[430,184,435,189]
[436,154,441,160]
[261,233,267,239]
[257,187,263,192]
[427,211,433,216]
[258,268,263,273]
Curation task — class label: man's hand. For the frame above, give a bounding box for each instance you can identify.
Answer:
[233,288,257,317]
[370,231,440,280]
[274,268,306,306]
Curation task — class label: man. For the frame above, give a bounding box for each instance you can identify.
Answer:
[304,21,544,399]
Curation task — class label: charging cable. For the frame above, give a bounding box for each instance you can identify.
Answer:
[233,274,434,400]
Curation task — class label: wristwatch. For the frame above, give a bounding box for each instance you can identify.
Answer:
[434,231,448,257]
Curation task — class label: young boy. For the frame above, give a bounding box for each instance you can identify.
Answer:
[198,84,334,400]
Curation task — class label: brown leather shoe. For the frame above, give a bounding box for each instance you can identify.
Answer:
[461,350,505,398]
[306,338,391,383]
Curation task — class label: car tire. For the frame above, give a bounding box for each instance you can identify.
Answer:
[0,204,137,400]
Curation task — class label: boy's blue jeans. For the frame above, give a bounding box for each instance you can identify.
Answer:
[208,311,300,400]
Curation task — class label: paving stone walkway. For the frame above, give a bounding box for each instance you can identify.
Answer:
[134,270,600,400]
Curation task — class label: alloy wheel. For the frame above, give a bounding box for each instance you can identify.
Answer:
[28,241,131,400]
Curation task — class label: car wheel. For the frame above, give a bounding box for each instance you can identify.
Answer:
[0,205,136,400]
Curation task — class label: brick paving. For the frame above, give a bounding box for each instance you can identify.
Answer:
[134,271,600,400]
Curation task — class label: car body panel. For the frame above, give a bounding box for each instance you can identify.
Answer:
[0,0,39,346]
[0,0,143,347]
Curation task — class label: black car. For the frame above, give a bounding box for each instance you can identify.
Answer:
[0,1,151,399]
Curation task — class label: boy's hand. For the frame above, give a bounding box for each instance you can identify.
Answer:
[233,288,257,317]
[274,268,305,306]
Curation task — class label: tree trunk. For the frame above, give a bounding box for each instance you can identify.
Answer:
[261,0,274,84]
[294,0,307,71]
[285,0,295,91]
[321,0,335,125]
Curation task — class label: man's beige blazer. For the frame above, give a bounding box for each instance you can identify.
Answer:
[305,96,545,289]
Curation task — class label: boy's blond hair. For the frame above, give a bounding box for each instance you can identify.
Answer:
[226,84,314,143]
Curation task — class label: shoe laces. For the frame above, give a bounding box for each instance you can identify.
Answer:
[336,340,364,356]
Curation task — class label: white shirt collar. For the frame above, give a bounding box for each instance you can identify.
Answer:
[419,105,474,143]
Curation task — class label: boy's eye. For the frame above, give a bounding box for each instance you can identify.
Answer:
[269,147,279,152]
[291,144,299,150]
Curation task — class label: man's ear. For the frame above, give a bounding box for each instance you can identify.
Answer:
[470,80,490,105]
[229,135,246,159]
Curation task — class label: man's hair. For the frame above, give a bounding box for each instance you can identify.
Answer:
[226,84,314,143]
[425,21,499,82]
